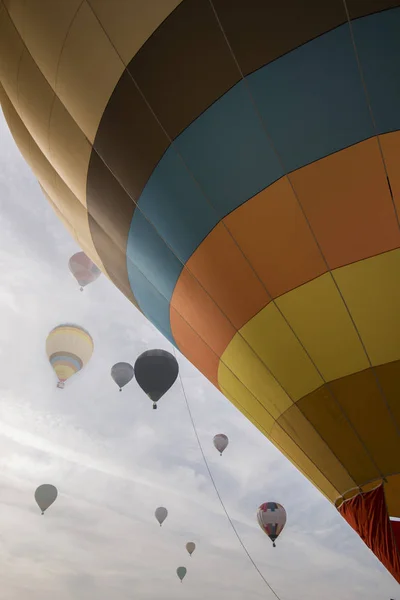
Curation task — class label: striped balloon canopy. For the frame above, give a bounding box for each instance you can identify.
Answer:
[257,502,287,547]
[68,251,101,291]
[45,324,94,388]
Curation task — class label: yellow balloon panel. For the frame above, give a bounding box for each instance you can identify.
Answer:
[219,333,293,421]
[275,273,370,381]
[240,301,324,401]
[333,248,400,366]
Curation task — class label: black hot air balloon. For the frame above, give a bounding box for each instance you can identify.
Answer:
[134,350,178,409]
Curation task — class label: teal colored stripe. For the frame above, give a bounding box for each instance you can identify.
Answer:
[127,8,400,338]
[127,211,180,344]
[50,355,82,371]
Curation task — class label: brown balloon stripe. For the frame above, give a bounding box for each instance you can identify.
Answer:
[275,360,400,514]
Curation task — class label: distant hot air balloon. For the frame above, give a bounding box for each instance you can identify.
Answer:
[134,350,178,409]
[213,434,229,456]
[176,567,186,583]
[186,542,195,557]
[155,506,168,526]
[68,251,101,291]
[35,484,58,515]
[257,502,287,547]
[4,0,400,583]
[111,362,134,391]
[46,324,94,388]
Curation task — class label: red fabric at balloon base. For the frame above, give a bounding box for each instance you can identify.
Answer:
[338,484,400,584]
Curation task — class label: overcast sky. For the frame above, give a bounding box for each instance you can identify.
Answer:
[0,109,398,600]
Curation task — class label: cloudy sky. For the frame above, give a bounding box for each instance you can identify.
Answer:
[0,109,397,600]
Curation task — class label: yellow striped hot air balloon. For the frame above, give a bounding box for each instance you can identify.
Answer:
[46,324,93,388]
[2,0,400,581]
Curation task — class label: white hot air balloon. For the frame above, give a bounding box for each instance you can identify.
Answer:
[155,506,168,526]
[186,542,196,556]
[35,484,58,515]
[213,433,229,456]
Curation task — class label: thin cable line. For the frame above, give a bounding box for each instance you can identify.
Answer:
[172,347,283,600]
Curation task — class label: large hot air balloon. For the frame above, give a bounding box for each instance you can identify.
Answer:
[68,251,101,291]
[155,506,168,526]
[111,362,134,391]
[134,350,178,409]
[257,502,286,548]
[2,0,400,582]
[35,484,58,515]
[176,567,186,583]
[46,324,93,388]
[213,434,229,456]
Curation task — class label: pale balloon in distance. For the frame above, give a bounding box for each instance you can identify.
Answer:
[46,324,94,389]
[186,542,196,556]
[213,433,229,456]
[177,567,187,582]
[35,484,58,515]
[155,506,168,526]
[111,362,134,391]
[68,251,101,291]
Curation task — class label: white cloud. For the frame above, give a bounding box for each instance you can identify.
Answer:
[0,109,398,600]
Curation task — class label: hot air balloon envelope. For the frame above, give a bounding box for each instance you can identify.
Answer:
[186,542,195,556]
[213,434,229,455]
[35,484,58,514]
[111,362,134,391]
[257,502,286,547]
[155,506,168,526]
[134,350,178,408]
[46,324,93,388]
[68,251,101,290]
[176,567,186,582]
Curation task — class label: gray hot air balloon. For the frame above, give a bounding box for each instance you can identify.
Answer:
[111,362,134,391]
[155,506,168,526]
[186,542,196,557]
[34,484,58,515]
[213,433,229,456]
[134,350,179,409]
[176,567,187,582]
